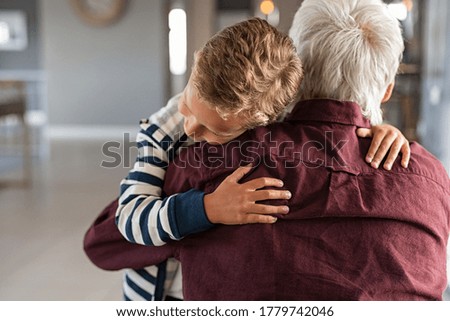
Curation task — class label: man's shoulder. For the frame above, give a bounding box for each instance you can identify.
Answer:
[404,142,450,191]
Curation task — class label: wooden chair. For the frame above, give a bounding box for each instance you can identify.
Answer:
[0,80,31,186]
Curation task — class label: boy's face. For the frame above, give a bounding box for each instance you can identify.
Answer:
[178,79,246,145]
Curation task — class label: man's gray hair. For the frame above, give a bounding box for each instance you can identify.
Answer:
[289,0,404,125]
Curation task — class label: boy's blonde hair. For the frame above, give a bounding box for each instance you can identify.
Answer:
[191,18,303,129]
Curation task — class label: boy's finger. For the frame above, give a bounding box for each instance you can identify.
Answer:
[227,165,253,183]
[401,143,411,168]
[250,189,291,202]
[383,139,403,170]
[365,133,384,163]
[370,135,396,169]
[356,128,373,138]
[244,177,284,190]
[249,204,289,215]
[242,214,278,224]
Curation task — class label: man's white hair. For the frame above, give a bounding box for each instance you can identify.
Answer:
[289,0,404,125]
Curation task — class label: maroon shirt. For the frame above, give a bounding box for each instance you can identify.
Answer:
[162,99,450,300]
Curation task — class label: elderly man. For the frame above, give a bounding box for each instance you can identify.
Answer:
[85,0,449,300]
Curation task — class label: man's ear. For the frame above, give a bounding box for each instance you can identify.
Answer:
[382,82,395,103]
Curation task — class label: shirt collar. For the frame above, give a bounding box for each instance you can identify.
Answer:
[286,99,371,128]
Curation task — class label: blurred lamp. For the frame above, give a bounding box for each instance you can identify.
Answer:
[260,0,275,16]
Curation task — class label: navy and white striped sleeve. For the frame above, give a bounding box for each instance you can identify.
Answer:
[115,94,214,246]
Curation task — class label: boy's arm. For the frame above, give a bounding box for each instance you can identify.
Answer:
[116,94,214,246]
[84,199,175,270]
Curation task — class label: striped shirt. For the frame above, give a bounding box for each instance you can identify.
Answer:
[116,94,214,300]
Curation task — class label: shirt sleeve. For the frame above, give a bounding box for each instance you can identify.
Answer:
[84,198,176,271]
[115,94,215,246]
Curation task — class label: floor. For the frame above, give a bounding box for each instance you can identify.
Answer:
[0,139,131,300]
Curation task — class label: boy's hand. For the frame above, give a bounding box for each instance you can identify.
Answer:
[356,125,410,170]
[204,165,291,225]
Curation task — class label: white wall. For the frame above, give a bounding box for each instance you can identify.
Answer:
[40,0,168,127]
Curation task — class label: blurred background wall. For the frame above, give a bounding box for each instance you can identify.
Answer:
[40,0,167,128]
[420,0,450,171]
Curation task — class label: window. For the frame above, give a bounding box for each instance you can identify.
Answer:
[0,11,27,51]
[168,8,187,76]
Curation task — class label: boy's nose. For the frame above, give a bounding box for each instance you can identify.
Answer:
[184,117,202,138]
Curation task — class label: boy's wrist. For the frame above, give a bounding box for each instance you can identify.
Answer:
[203,193,219,224]
[172,189,215,238]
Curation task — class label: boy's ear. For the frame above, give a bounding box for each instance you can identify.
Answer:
[382,82,395,103]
